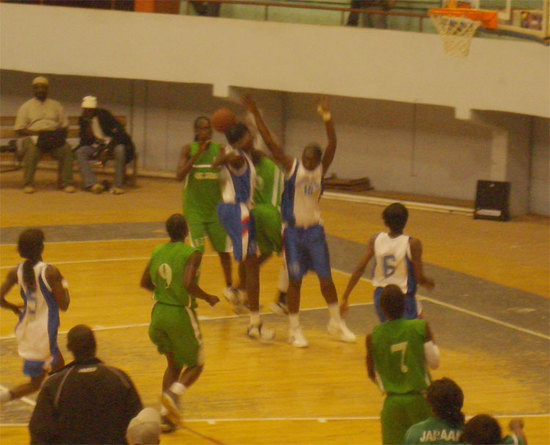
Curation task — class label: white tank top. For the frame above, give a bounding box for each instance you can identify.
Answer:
[15,262,60,361]
[282,159,323,228]
[372,232,416,294]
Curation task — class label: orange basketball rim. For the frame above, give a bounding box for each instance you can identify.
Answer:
[428,7,498,29]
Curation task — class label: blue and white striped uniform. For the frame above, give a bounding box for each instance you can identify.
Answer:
[217,148,257,262]
[15,262,61,377]
[281,159,331,281]
[372,232,420,321]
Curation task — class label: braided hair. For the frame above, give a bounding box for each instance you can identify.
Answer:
[427,377,465,428]
[17,229,45,292]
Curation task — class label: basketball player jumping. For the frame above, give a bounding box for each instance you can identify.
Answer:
[244,95,355,347]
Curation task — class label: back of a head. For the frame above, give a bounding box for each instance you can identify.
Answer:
[382,202,408,233]
[427,377,465,428]
[380,284,405,320]
[67,324,97,360]
[461,414,502,444]
[165,213,188,241]
[127,407,160,445]
[18,229,45,291]
[225,122,248,145]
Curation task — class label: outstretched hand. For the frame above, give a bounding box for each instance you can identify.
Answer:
[317,97,330,116]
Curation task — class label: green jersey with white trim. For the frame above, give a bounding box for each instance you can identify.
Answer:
[372,318,431,394]
[254,155,283,208]
[149,241,197,308]
[404,417,462,444]
[183,141,222,222]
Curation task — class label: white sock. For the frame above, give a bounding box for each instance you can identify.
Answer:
[169,382,186,395]
[250,312,261,326]
[289,313,300,330]
[277,264,289,293]
[328,303,341,323]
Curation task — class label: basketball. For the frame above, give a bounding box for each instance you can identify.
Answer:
[211,108,237,133]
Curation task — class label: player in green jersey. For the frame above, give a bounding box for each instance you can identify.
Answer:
[366,284,440,444]
[404,377,465,444]
[461,415,527,445]
[140,214,219,432]
[177,116,238,303]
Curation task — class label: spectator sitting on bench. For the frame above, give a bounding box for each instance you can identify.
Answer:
[14,76,75,194]
[75,96,135,195]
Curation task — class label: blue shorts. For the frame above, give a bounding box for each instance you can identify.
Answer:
[23,348,60,378]
[283,224,332,281]
[373,287,420,322]
[217,202,256,262]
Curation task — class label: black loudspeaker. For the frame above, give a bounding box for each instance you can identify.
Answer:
[474,180,511,221]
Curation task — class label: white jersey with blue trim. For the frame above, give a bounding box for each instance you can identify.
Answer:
[221,147,256,207]
[15,262,60,361]
[372,232,417,294]
[281,159,323,228]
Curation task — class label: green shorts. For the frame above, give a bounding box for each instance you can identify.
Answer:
[149,303,203,368]
[381,393,431,444]
[186,216,231,254]
[251,204,282,256]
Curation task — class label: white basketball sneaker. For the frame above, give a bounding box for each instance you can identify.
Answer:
[288,326,309,348]
[327,319,356,343]
[247,323,275,342]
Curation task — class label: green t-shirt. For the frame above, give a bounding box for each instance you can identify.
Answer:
[372,318,431,394]
[253,155,283,208]
[405,417,463,444]
[149,241,197,308]
[182,141,222,221]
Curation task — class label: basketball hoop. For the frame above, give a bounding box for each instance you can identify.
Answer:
[429,8,498,57]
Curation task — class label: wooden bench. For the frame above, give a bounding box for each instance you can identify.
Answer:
[0,115,138,186]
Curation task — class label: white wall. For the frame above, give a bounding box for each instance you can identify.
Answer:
[1,3,549,118]
[1,3,548,215]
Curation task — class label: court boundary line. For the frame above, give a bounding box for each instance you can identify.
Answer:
[1,412,549,428]
[331,267,550,341]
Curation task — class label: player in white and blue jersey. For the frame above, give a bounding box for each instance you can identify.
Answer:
[0,229,70,405]
[245,96,356,348]
[341,202,435,321]
[213,123,275,341]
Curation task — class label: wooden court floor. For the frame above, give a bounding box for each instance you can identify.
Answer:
[0,170,549,444]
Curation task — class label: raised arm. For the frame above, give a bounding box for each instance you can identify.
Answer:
[409,237,434,289]
[176,141,210,182]
[45,265,70,312]
[340,234,376,317]
[183,251,220,307]
[0,268,23,316]
[318,97,336,174]
[243,95,293,172]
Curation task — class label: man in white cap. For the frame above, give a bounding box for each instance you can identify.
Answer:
[75,96,135,194]
[14,76,75,194]
[127,407,161,445]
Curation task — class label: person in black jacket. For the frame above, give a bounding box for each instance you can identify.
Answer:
[75,96,135,194]
[29,324,142,445]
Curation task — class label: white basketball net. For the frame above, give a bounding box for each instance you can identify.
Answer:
[430,13,481,57]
